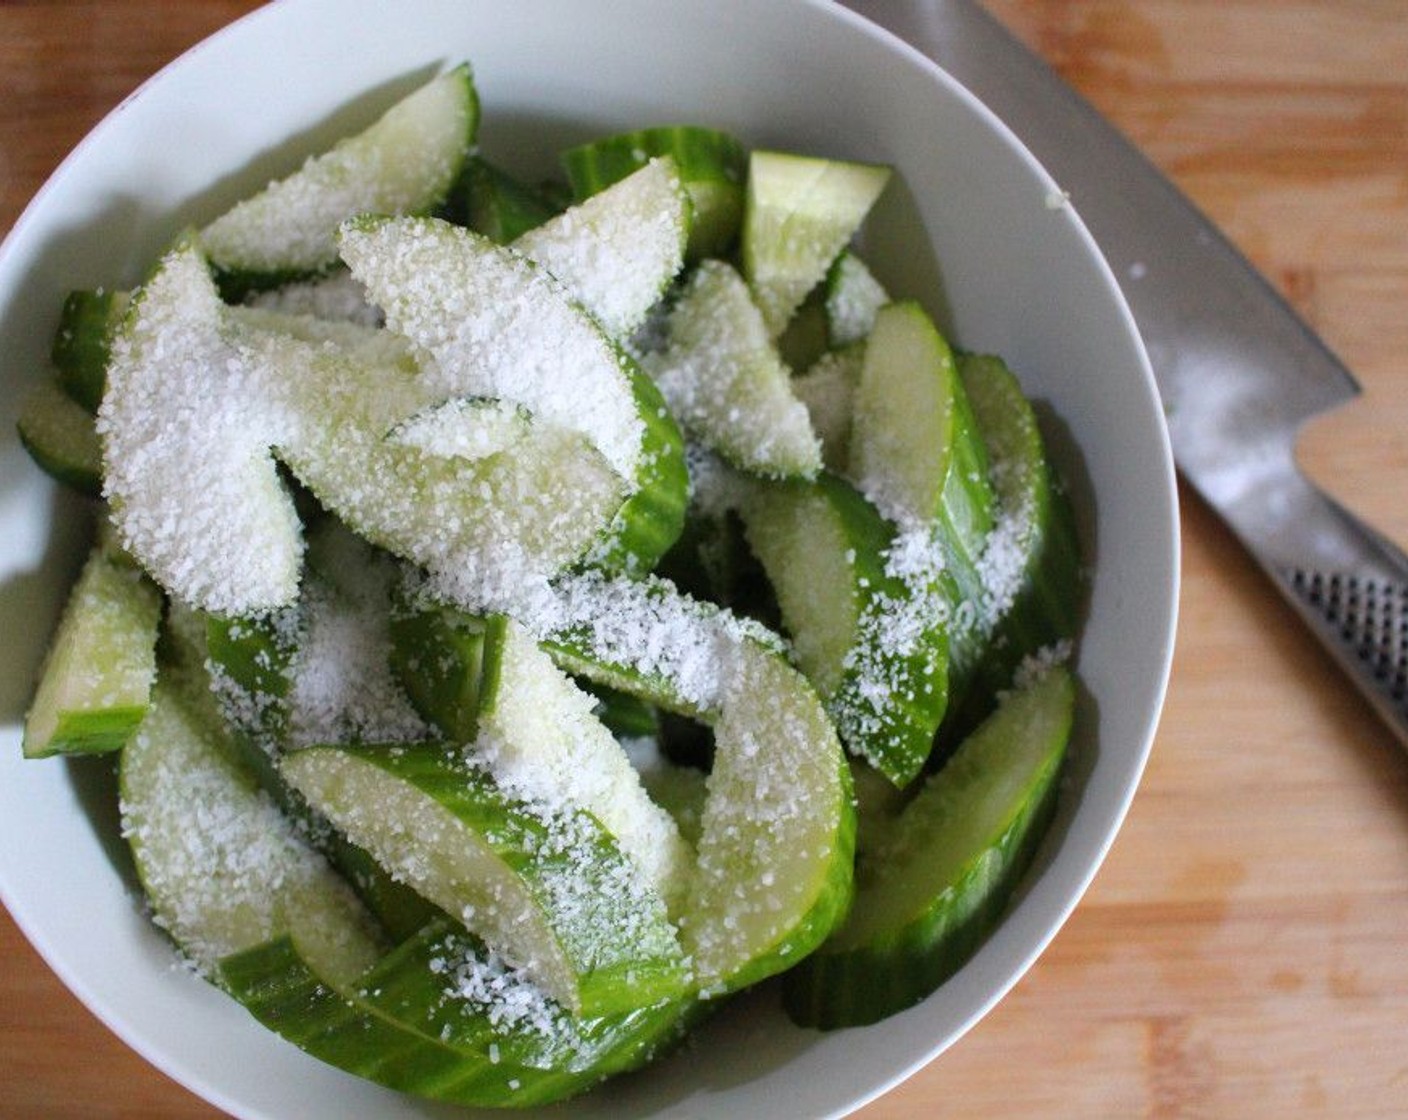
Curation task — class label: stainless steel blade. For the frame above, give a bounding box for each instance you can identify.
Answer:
[845,0,1408,745]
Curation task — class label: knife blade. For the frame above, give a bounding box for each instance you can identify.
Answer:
[845,0,1408,746]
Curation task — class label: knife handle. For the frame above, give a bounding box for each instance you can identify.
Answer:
[1265,482,1408,747]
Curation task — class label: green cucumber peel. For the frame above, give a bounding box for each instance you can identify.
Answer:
[784,665,1075,1028]
[16,378,103,497]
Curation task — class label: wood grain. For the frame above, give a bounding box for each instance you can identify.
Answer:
[3,2,1407,1117]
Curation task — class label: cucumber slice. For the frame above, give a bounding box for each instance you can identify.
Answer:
[450,156,561,244]
[98,241,305,615]
[647,259,822,479]
[51,288,128,411]
[339,213,642,480]
[201,65,478,293]
[824,251,888,347]
[514,156,690,339]
[22,539,162,758]
[16,378,103,496]
[945,352,1085,738]
[120,679,384,983]
[741,150,891,337]
[242,270,382,328]
[738,472,950,787]
[561,125,747,260]
[849,300,994,546]
[229,307,629,598]
[280,742,689,1018]
[783,665,1075,1028]
[221,917,694,1108]
[684,641,855,994]
[469,619,693,916]
[389,603,509,745]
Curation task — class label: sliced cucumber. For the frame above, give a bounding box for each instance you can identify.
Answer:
[944,352,1085,738]
[51,288,128,411]
[561,125,747,260]
[450,156,562,244]
[16,377,103,496]
[684,641,855,994]
[98,241,305,615]
[647,259,821,479]
[848,300,994,547]
[23,538,162,758]
[242,269,382,327]
[390,604,509,745]
[221,917,694,1108]
[469,619,693,916]
[738,472,950,787]
[783,665,1075,1028]
[120,679,384,982]
[340,213,641,480]
[281,742,688,1018]
[201,65,478,293]
[741,150,891,337]
[824,251,888,347]
[515,156,690,340]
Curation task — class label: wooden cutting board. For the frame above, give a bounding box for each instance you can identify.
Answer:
[2,2,1406,1116]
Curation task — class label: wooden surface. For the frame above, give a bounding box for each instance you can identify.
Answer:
[3,1,1407,1116]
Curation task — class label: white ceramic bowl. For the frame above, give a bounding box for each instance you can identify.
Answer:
[0,2,1178,1117]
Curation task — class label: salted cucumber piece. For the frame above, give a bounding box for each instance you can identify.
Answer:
[647,258,821,479]
[824,251,888,347]
[738,472,950,787]
[221,916,695,1108]
[741,150,891,337]
[280,742,688,1018]
[22,538,162,758]
[561,125,747,260]
[515,156,690,339]
[51,288,129,411]
[791,342,863,473]
[451,156,561,244]
[98,241,305,615]
[944,352,1085,739]
[16,378,103,497]
[783,665,1075,1028]
[120,679,384,984]
[201,65,478,293]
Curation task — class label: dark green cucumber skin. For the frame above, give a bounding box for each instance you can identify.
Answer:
[219,921,700,1109]
[586,360,690,577]
[446,157,562,244]
[51,288,125,412]
[740,471,950,789]
[783,669,1074,1029]
[30,706,148,758]
[581,680,661,740]
[940,353,1084,746]
[561,125,747,260]
[388,607,507,744]
[292,743,689,1018]
[203,612,441,944]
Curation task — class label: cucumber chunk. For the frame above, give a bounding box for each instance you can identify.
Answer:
[824,251,888,347]
[783,665,1075,1028]
[23,538,162,758]
[791,342,863,474]
[15,378,103,497]
[201,65,478,292]
[121,679,384,982]
[561,125,747,260]
[51,288,128,411]
[221,917,694,1108]
[647,259,822,479]
[515,156,690,339]
[742,150,891,337]
[281,742,689,1018]
[683,641,855,994]
[98,241,305,615]
[946,353,1085,738]
[738,472,950,787]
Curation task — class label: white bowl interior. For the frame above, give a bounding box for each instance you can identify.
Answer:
[0,2,1178,1117]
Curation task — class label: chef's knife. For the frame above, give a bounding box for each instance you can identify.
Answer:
[844,0,1408,746]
